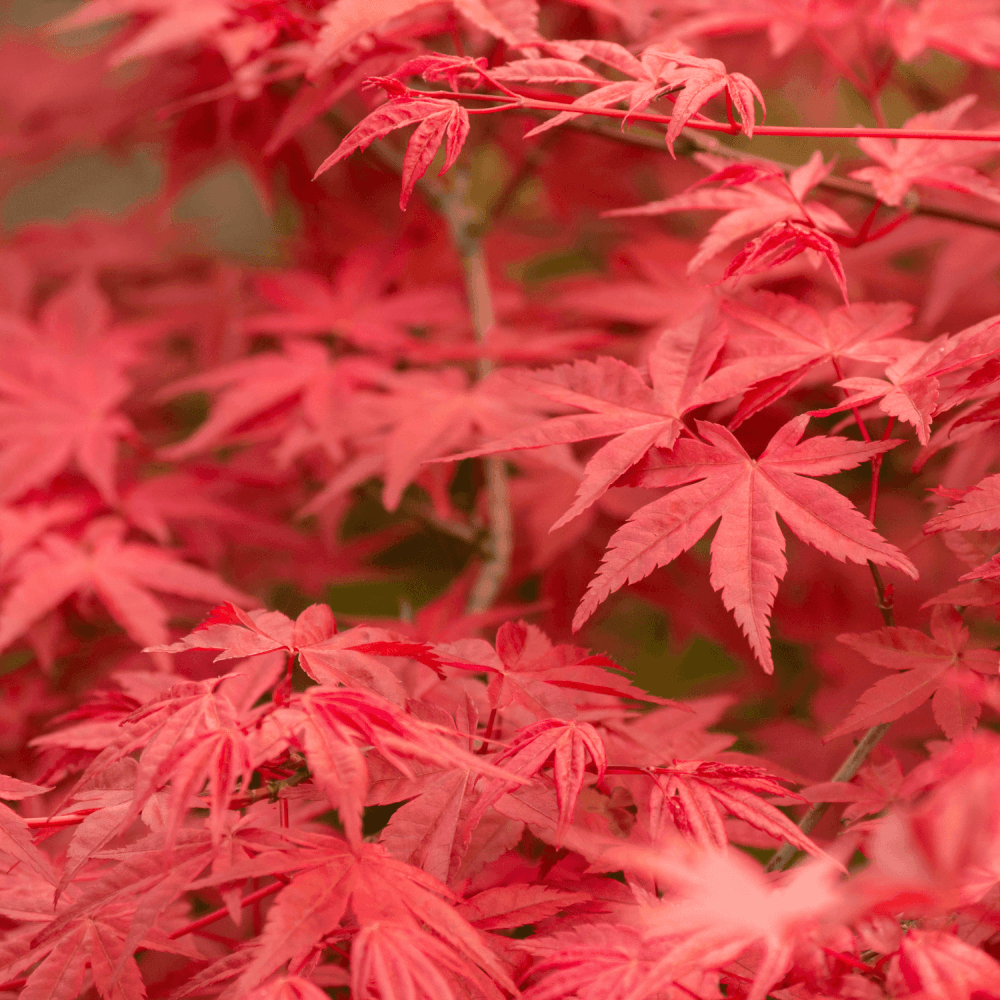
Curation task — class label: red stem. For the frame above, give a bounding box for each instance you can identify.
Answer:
[868,416,896,522]
[416,88,1000,142]
[168,881,284,939]
[477,708,498,754]
[25,811,97,829]
[831,357,872,443]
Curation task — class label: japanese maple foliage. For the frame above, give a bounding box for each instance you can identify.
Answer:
[2,0,1000,999]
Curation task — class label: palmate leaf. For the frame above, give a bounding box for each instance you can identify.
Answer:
[640,760,833,862]
[438,619,680,719]
[924,470,1000,534]
[824,606,1000,741]
[436,318,779,528]
[576,415,917,672]
[147,601,450,701]
[721,293,914,427]
[313,96,471,209]
[185,838,517,1000]
[521,39,764,151]
[466,718,607,843]
[851,96,1000,206]
[0,517,256,661]
[294,685,519,845]
[722,219,848,301]
[812,313,1000,444]
[350,921,502,1000]
[605,151,851,275]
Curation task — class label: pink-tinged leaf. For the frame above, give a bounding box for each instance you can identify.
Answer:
[0,775,51,799]
[724,220,848,301]
[459,884,590,930]
[350,921,500,1000]
[727,73,766,137]
[311,0,537,74]
[604,151,849,275]
[889,929,1000,997]
[314,97,471,205]
[0,275,134,504]
[523,81,640,139]
[241,976,337,1000]
[662,56,764,149]
[641,760,836,864]
[575,416,916,671]
[299,687,516,844]
[399,103,471,209]
[489,58,606,84]
[825,606,999,741]
[0,800,57,886]
[563,38,647,77]
[850,96,1000,206]
[443,619,680,718]
[924,578,1000,609]
[379,769,471,883]
[435,318,780,524]
[925,470,1000,533]
[149,602,442,697]
[812,316,1000,444]
[18,926,89,1000]
[467,718,607,844]
[721,293,914,426]
[0,517,256,659]
[214,841,516,997]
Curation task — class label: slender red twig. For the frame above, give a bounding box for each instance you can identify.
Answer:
[868,417,897,523]
[411,88,1000,142]
[168,880,284,940]
[25,811,97,829]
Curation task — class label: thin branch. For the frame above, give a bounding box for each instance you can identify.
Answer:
[764,722,891,872]
[766,387,897,872]
[420,87,1000,142]
[439,171,513,615]
[168,880,284,939]
[325,115,511,609]
[564,118,1000,235]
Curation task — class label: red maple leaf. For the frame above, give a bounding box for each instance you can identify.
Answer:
[576,415,917,671]
[614,760,831,862]
[521,39,763,150]
[850,96,1000,207]
[186,838,517,999]
[0,834,211,1000]
[605,151,851,276]
[924,470,1000,535]
[824,606,1000,741]
[436,318,778,527]
[721,292,914,427]
[244,251,464,354]
[889,0,1000,68]
[0,276,135,504]
[722,218,849,301]
[467,717,607,843]
[147,600,450,700]
[292,684,518,844]
[0,517,256,659]
[888,929,1000,997]
[157,343,387,461]
[801,750,904,823]
[439,619,678,719]
[313,96,471,209]
[812,316,1000,444]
